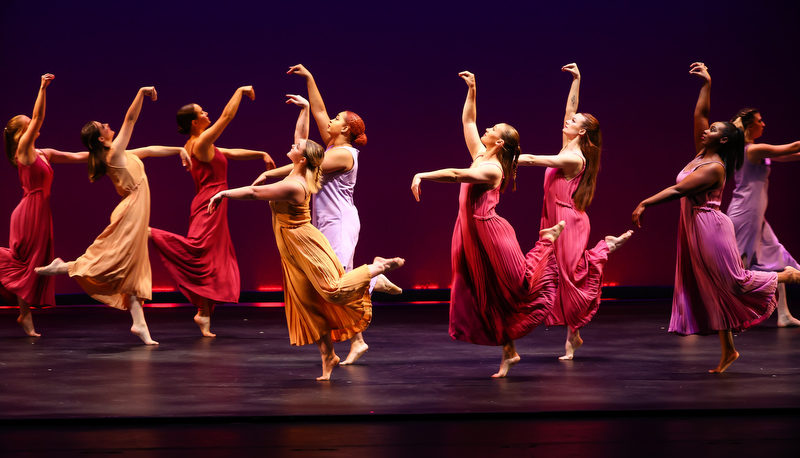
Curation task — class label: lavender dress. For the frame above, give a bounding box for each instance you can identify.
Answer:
[727,145,799,272]
[669,160,777,335]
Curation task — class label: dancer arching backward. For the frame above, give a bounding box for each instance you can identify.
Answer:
[1,74,88,337]
[36,86,191,346]
[253,64,400,366]
[411,71,564,379]
[209,95,404,381]
[150,86,276,337]
[727,108,800,327]
[516,63,632,361]
[631,63,800,374]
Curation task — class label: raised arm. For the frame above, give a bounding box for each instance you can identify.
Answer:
[411,162,502,202]
[748,141,800,162]
[208,180,306,214]
[194,86,255,161]
[287,65,331,145]
[16,74,55,166]
[459,71,484,159]
[562,63,581,148]
[631,163,724,227]
[108,86,157,167]
[689,62,711,154]
[287,94,310,145]
[129,146,191,170]
[517,152,584,169]
[218,148,276,169]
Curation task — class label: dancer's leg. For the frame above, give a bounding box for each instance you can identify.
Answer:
[129,296,158,345]
[710,330,738,373]
[367,256,405,278]
[194,297,216,337]
[605,230,634,253]
[34,257,70,276]
[492,341,521,378]
[559,327,583,361]
[775,283,800,327]
[16,296,40,337]
[373,274,402,295]
[341,331,368,366]
[540,221,565,242]
[316,332,340,381]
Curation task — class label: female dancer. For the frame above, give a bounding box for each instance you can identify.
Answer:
[209,95,404,381]
[36,86,190,345]
[631,63,800,373]
[150,86,275,337]
[411,71,565,378]
[727,108,800,327]
[1,74,87,336]
[253,64,399,365]
[516,63,632,360]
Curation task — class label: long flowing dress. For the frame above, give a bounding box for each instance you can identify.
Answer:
[272,178,372,346]
[539,155,609,332]
[68,152,151,310]
[727,146,799,272]
[0,153,55,306]
[449,161,559,346]
[669,160,777,335]
[150,148,239,310]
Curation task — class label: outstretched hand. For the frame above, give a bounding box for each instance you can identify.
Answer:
[631,203,646,228]
[179,148,192,171]
[41,73,55,88]
[689,62,711,83]
[208,192,224,214]
[411,174,422,202]
[287,64,312,79]
[240,85,255,100]
[252,172,268,186]
[141,86,158,101]
[458,71,475,89]
[285,94,309,108]
[561,63,580,78]
[263,153,276,170]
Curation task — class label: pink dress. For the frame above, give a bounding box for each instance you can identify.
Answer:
[449,161,559,346]
[669,160,777,335]
[539,157,608,332]
[150,148,239,310]
[0,153,55,306]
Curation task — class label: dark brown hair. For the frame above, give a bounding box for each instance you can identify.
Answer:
[573,113,601,212]
[81,121,107,182]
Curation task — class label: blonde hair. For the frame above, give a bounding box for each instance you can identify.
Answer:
[4,115,27,167]
[303,139,325,194]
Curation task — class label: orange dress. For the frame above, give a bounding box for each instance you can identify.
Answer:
[270,178,372,346]
[69,152,151,309]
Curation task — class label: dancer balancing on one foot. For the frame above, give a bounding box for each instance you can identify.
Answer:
[516,63,632,361]
[150,86,276,337]
[1,73,88,337]
[727,107,800,328]
[631,63,800,373]
[36,86,191,346]
[253,64,400,365]
[209,95,404,381]
[411,71,564,378]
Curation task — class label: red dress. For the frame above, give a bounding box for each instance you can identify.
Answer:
[0,153,55,306]
[449,161,559,346]
[150,148,239,309]
[539,159,609,332]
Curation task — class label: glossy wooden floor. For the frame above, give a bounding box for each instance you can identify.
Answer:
[1,298,799,456]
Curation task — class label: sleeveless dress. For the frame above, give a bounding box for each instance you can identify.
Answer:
[727,145,799,272]
[0,153,55,306]
[68,152,152,310]
[539,155,609,332]
[150,148,240,310]
[449,160,559,346]
[271,178,372,346]
[669,160,777,335]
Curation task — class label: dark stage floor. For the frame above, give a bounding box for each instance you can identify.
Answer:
[1,299,799,456]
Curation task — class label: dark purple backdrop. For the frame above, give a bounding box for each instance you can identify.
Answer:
[2,0,800,296]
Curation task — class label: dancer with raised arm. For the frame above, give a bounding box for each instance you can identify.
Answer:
[631,63,800,373]
[727,107,800,327]
[150,86,276,337]
[253,64,399,365]
[209,95,404,381]
[36,86,191,346]
[516,63,632,360]
[411,71,564,378]
[1,74,88,336]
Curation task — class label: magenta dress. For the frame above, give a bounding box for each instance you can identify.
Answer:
[539,156,609,332]
[150,148,239,310]
[449,161,559,346]
[669,160,777,335]
[727,145,799,272]
[0,153,55,306]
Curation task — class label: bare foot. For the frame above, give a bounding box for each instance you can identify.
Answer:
[372,256,405,275]
[340,341,369,365]
[374,274,402,295]
[17,313,41,337]
[710,350,739,373]
[559,333,584,361]
[131,324,159,345]
[605,230,633,253]
[540,220,566,242]
[492,353,521,378]
[316,354,340,381]
[779,266,800,284]
[194,313,216,337]
[35,257,68,276]
[778,315,800,328]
